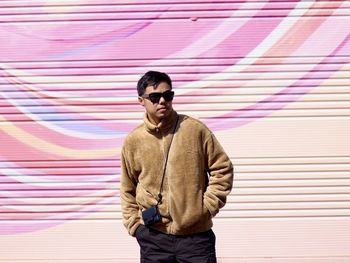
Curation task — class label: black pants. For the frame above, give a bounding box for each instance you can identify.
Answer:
[135,225,217,263]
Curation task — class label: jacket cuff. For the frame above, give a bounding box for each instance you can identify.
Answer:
[130,222,141,237]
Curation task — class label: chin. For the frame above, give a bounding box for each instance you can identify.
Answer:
[163,110,172,117]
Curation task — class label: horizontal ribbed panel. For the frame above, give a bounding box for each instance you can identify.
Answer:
[1,1,350,262]
[1,156,350,220]
[1,2,349,23]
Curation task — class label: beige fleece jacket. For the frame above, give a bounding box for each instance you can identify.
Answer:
[120,110,233,236]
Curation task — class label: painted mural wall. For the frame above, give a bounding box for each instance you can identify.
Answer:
[1,1,350,262]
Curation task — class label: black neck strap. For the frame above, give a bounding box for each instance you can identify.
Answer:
[157,115,179,205]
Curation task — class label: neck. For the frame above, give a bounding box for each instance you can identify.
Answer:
[149,116,162,125]
[144,110,177,134]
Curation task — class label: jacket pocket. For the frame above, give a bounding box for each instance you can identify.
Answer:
[135,183,158,209]
[203,199,213,219]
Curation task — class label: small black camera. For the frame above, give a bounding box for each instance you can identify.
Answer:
[142,206,161,226]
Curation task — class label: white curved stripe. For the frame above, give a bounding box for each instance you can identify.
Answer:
[152,2,267,62]
[1,64,137,101]
[0,82,126,139]
[292,4,350,56]
[177,0,316,93]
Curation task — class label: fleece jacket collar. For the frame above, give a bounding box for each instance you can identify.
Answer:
[144,110,178,134]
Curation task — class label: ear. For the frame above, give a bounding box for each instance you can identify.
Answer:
[138,96,145,106]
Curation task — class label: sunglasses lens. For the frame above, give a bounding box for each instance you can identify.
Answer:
[163,91,174,101]
[148,93,162,103]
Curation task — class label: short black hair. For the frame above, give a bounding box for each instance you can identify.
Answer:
[137,71,172,96]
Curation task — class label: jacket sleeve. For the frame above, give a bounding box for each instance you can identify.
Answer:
[203,132,234,218]
[120,146,141,236]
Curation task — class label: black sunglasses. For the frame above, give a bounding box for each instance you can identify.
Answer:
[141,90,174,104]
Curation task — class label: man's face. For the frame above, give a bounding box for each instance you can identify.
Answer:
[138,82,174,125]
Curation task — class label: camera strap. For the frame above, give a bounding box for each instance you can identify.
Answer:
[157,115,179,205]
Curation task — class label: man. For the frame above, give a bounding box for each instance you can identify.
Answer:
[120,70,233,262]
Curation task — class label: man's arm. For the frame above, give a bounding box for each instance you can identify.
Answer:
[120,147,141,236]
[203,132,234,218]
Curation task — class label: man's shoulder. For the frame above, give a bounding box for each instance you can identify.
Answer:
[180,114,210,131]
[123,123,146,145]
[128,122,145,134]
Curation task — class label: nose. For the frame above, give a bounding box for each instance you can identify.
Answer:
[159,95,166,104]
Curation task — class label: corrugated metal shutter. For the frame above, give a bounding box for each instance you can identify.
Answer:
[1,1,350,262]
